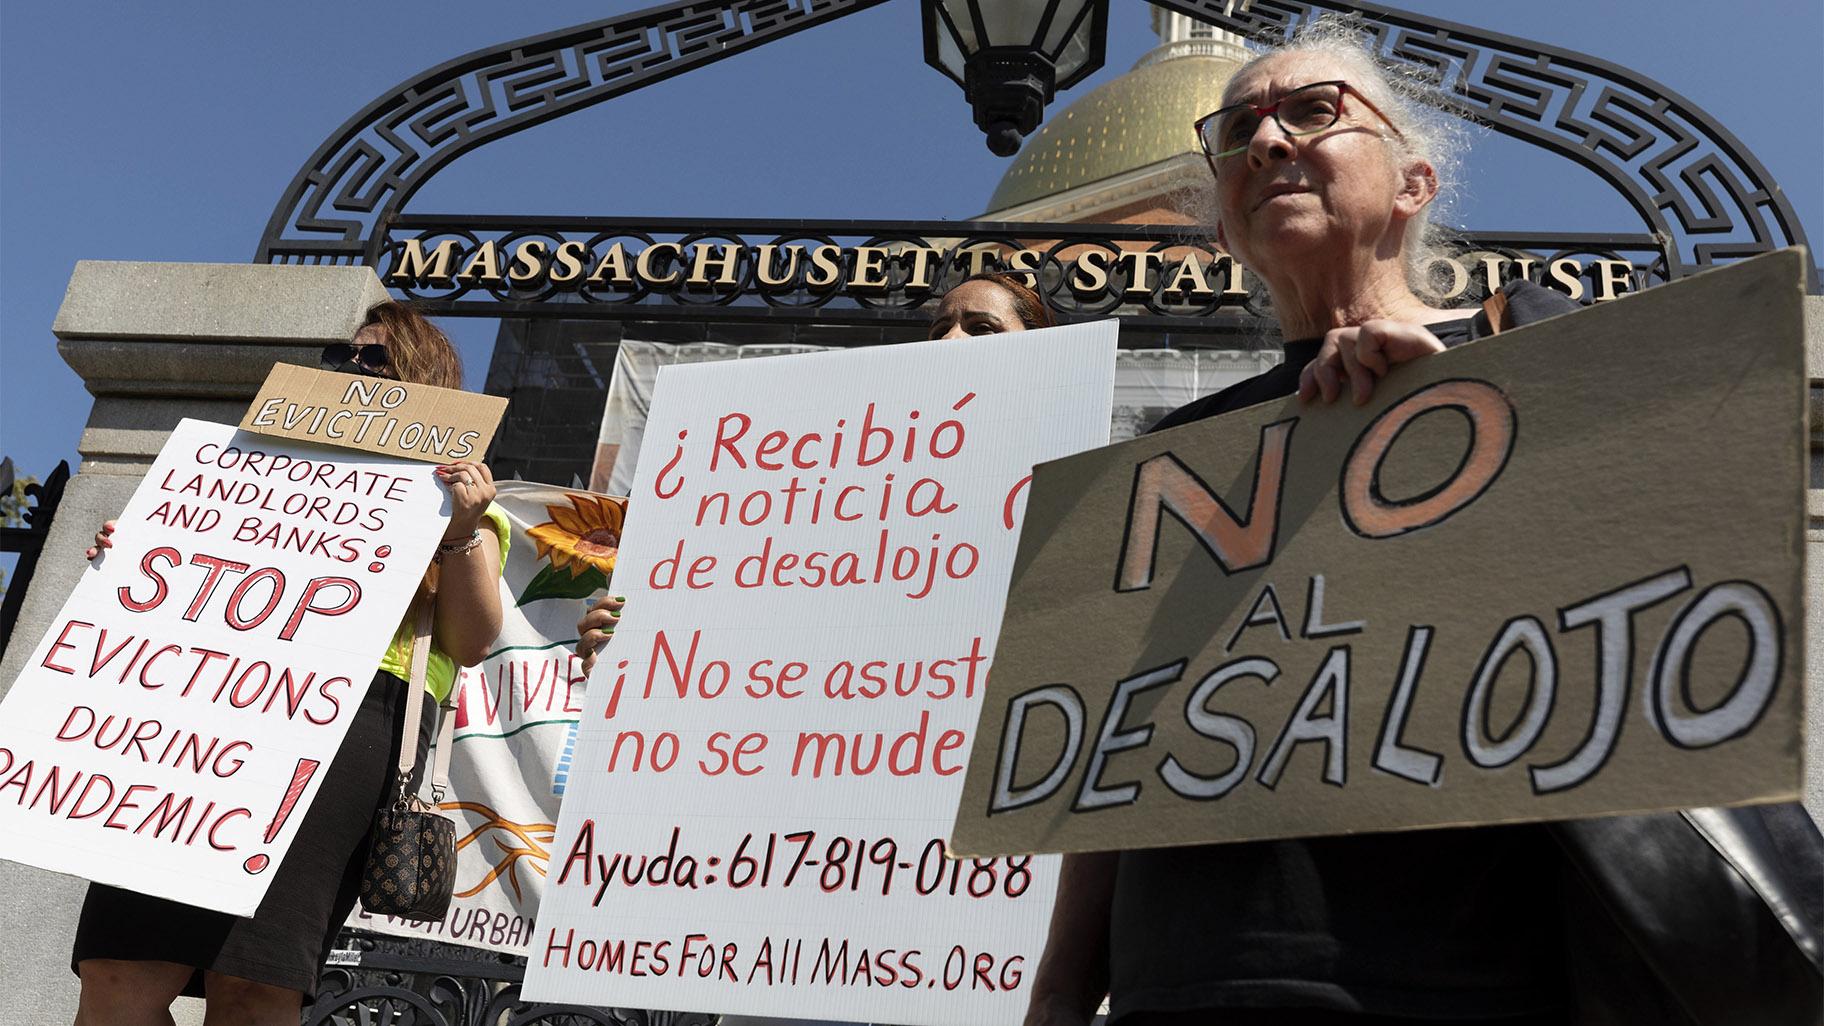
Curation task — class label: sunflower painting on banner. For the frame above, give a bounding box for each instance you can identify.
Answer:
[523,492,627,602]
[348,480,627,953]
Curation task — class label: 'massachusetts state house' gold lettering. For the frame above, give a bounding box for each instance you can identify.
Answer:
[387,233,1644,306]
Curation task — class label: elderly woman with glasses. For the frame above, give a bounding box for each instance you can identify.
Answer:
[1026,16,1824,1026]
[1023,20,1589,1026]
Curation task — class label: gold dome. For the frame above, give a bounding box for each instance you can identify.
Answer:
[985,43,1246,214]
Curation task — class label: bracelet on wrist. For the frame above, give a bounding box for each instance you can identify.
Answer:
[433,529,482,562]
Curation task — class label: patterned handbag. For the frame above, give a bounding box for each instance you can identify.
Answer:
[359,598,460,922]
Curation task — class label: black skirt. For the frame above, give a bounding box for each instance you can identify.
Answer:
[71,670,434,998]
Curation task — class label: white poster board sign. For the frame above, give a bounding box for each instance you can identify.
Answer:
[0,419,445,915]
[524,323,1117,1024]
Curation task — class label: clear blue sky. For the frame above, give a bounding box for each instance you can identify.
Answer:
[3,0,1820,491]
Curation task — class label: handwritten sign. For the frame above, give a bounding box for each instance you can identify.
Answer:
[241,364,507,463]
[0,420,447,914]
[951,250,1807,856]
[522,323,1117,1025]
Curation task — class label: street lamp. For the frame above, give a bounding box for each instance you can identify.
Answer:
[921,0,1110,157]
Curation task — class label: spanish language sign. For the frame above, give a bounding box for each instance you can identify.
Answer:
[951,250,1807,857]
[523,323,1117,1024]
[0,420,447,915]
[352,481,624,953]
[241,364,508,463]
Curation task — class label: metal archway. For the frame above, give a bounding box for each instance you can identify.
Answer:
[257,0,1811,287]
[257,0,891,265]
[1158,0,1812,284]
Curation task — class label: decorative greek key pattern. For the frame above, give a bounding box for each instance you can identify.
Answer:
[1155,0,1811,282]
[257,0,888,265]
[260,0,1808,289]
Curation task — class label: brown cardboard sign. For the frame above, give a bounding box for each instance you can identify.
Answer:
[240,363,507,463]
[951,249,1809,857]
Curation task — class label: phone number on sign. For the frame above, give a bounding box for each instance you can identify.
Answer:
[560,825,1035,903]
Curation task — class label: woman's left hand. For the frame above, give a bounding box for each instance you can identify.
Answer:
[1298,319,1447,406]
[435,460,497,540]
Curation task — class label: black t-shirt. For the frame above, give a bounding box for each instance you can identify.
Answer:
[1109,282,1581,1023]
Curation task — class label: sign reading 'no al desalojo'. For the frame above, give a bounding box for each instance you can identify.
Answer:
[950,249,1808,858]
[241,364,508,464]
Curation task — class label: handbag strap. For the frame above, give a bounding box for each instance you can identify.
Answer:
[429,697,457,804]
[396,595,435,789]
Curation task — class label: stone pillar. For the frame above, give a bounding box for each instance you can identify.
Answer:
[0,261,389,1026]
[1806,294,1824,827]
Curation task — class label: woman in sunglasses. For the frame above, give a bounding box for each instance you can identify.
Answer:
[73,301,508,1026]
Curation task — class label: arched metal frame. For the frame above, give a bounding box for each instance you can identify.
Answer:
[1155,0,1812,285]
[258,0,1812,291]
[258,0,892,265]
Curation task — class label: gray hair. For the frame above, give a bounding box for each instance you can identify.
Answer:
[1222,15,1470,303]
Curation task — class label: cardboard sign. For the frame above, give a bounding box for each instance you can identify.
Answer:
[241,364,507,464]
[522,323,1118,1025]
[350,480,623,953]
[951,250,1807,857]
[0,420,447,914]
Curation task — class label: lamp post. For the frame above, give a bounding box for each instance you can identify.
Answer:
[921,0,1109,157]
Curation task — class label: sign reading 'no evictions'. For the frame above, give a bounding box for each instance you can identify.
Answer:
[242,364,508,464]
[522,324,1117,1025]
[951,250,1808,857]
[0,420,448,915]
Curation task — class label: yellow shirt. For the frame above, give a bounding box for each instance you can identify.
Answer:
[377,504,510,702]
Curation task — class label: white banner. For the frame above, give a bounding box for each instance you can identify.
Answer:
[351,480,623,951]
[0,420,444,915]
[525,322,1118,1024]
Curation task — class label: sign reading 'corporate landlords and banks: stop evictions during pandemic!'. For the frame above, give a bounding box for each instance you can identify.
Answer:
[522,323,1117,1026]
[0,419,451,915]
[951,249,1808,858]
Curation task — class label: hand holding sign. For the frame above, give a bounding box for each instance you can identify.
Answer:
[85,520,117,560]
[435,460,498,541]
[1298,318,1450,405]
[576,595,625,676]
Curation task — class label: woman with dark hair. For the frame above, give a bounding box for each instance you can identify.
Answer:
[927,270,1056,338]
[73,301,508,1026]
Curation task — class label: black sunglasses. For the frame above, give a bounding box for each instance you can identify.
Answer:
[320,342,390,371]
